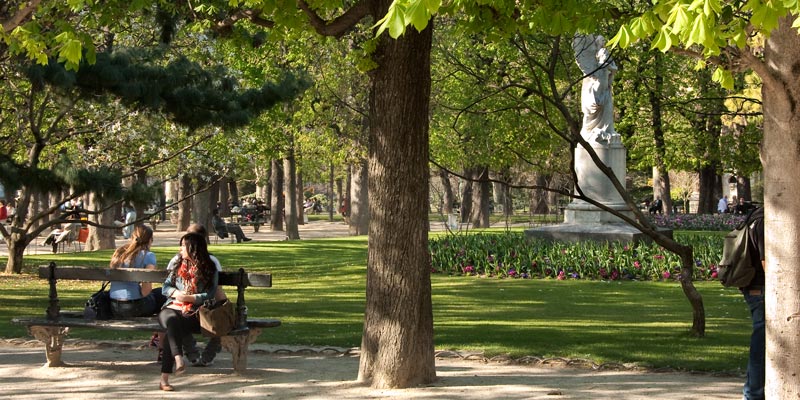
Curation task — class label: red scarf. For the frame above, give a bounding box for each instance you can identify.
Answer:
[174,260,200,313]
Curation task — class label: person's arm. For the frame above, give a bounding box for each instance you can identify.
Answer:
[139,252,157,296]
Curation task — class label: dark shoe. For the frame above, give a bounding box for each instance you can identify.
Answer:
[193,358,214,367]
[243,237,252,242]
[159,382,174,391]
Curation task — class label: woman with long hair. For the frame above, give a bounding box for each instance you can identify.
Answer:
[108,224,165,318]
[157,232,219,391]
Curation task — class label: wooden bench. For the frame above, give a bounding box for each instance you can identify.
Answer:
[237,220,263,233]
[11,262,280,372]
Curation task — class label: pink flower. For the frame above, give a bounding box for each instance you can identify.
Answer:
[557,270,566,280]
[634,261,641,269]
[711,271,718,279]
[662,270,671,279]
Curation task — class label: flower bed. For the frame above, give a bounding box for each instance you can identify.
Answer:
[430,231,724,281]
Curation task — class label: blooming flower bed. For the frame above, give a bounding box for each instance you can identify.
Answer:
[429,231,724,281]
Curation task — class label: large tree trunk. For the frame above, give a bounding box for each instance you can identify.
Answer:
[270,159,284,231]
[459,168,474,223]
[761,18,800,398]
[530,173,550,215]
[297,170,305,226]
[470,166,490,228]
[218,177,231,218]
[176,175,192,232]
[284,155,300,240]
[439,167,454,215]
[86,192,116,251]
[696,166,718,214]
[328,163,335,221]
[349,158,369,235]
[357,14,435,388]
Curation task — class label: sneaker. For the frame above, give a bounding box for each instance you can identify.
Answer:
[193,358,214,367]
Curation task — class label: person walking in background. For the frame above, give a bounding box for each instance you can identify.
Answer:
[157,233,220,391]
[741,207,765,400]
[717,195,729,214]
[123,204,137,239]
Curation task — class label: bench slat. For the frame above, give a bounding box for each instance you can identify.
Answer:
[37,266,272,287]
[12,315,280,332]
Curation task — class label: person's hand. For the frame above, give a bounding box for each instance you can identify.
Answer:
[175,293,195,303]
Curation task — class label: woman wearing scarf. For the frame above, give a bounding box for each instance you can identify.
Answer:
[157,233,219,391]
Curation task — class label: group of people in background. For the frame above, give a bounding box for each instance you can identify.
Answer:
[718,195,753,215]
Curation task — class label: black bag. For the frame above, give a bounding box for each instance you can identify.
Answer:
[718,209,762,288]
[84,282,113,320]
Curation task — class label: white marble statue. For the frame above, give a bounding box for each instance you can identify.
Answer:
[573,35,618,143]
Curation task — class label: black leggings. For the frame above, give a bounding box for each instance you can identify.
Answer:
[158,308,200,374]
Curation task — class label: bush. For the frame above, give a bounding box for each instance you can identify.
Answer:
[646,213,745,231]
[429,231,723,282]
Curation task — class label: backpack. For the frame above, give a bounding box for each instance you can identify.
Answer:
[718,209,762,288]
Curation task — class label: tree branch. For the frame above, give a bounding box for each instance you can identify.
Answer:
[297,0,370,39]
[2,0,41,33]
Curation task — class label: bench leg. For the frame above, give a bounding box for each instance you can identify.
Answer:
[28,326,69,367]
[220,328,262,372]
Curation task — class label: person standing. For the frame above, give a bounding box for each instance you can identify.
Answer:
[157,233,219,391]
[123,204,137,239]
[0,200,7,223]
[741,207,765,400]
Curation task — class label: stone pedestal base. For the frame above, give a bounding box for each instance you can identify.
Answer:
[525,222,670,244]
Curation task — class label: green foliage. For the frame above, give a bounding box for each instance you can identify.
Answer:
[29,49,311,130]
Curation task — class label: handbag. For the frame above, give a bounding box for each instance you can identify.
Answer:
[83,282,112,320]
[198,298,235,337]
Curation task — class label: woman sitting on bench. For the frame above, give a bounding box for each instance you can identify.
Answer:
[157,233,220,391]
[108,225,166,318]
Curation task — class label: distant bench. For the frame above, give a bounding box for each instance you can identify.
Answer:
[11,262,280,372]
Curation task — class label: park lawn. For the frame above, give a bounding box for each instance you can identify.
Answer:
[0,235,749,373]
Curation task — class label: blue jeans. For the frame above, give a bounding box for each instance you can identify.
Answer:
[743,291,765,400]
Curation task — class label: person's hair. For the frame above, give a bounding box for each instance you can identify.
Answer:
[110,224,153,269]
[179,233,215,286]
[187,223,208,237]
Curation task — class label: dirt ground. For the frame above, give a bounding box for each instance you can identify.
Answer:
[0,338,743,400]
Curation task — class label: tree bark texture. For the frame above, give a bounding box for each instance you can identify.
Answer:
[297,171,305,226]
[439,168,454,215]
[86,192,116,251]
[284,155,300,240]
[349,158,369,235]
[761,18,800,398]
[177,175,192,232]
[270,159,284,231]
[470,166,490,228]
[357,16,436,388]
[459,168,474,223]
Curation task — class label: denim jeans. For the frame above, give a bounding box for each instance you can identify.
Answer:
[743,291,765,400]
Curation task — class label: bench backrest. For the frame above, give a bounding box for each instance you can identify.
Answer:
[38,262,271,324]
[37,265,271,287]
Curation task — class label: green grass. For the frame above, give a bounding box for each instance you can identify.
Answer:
[0,235,750,373]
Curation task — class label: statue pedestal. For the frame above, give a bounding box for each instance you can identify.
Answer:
[526,138,671,244]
